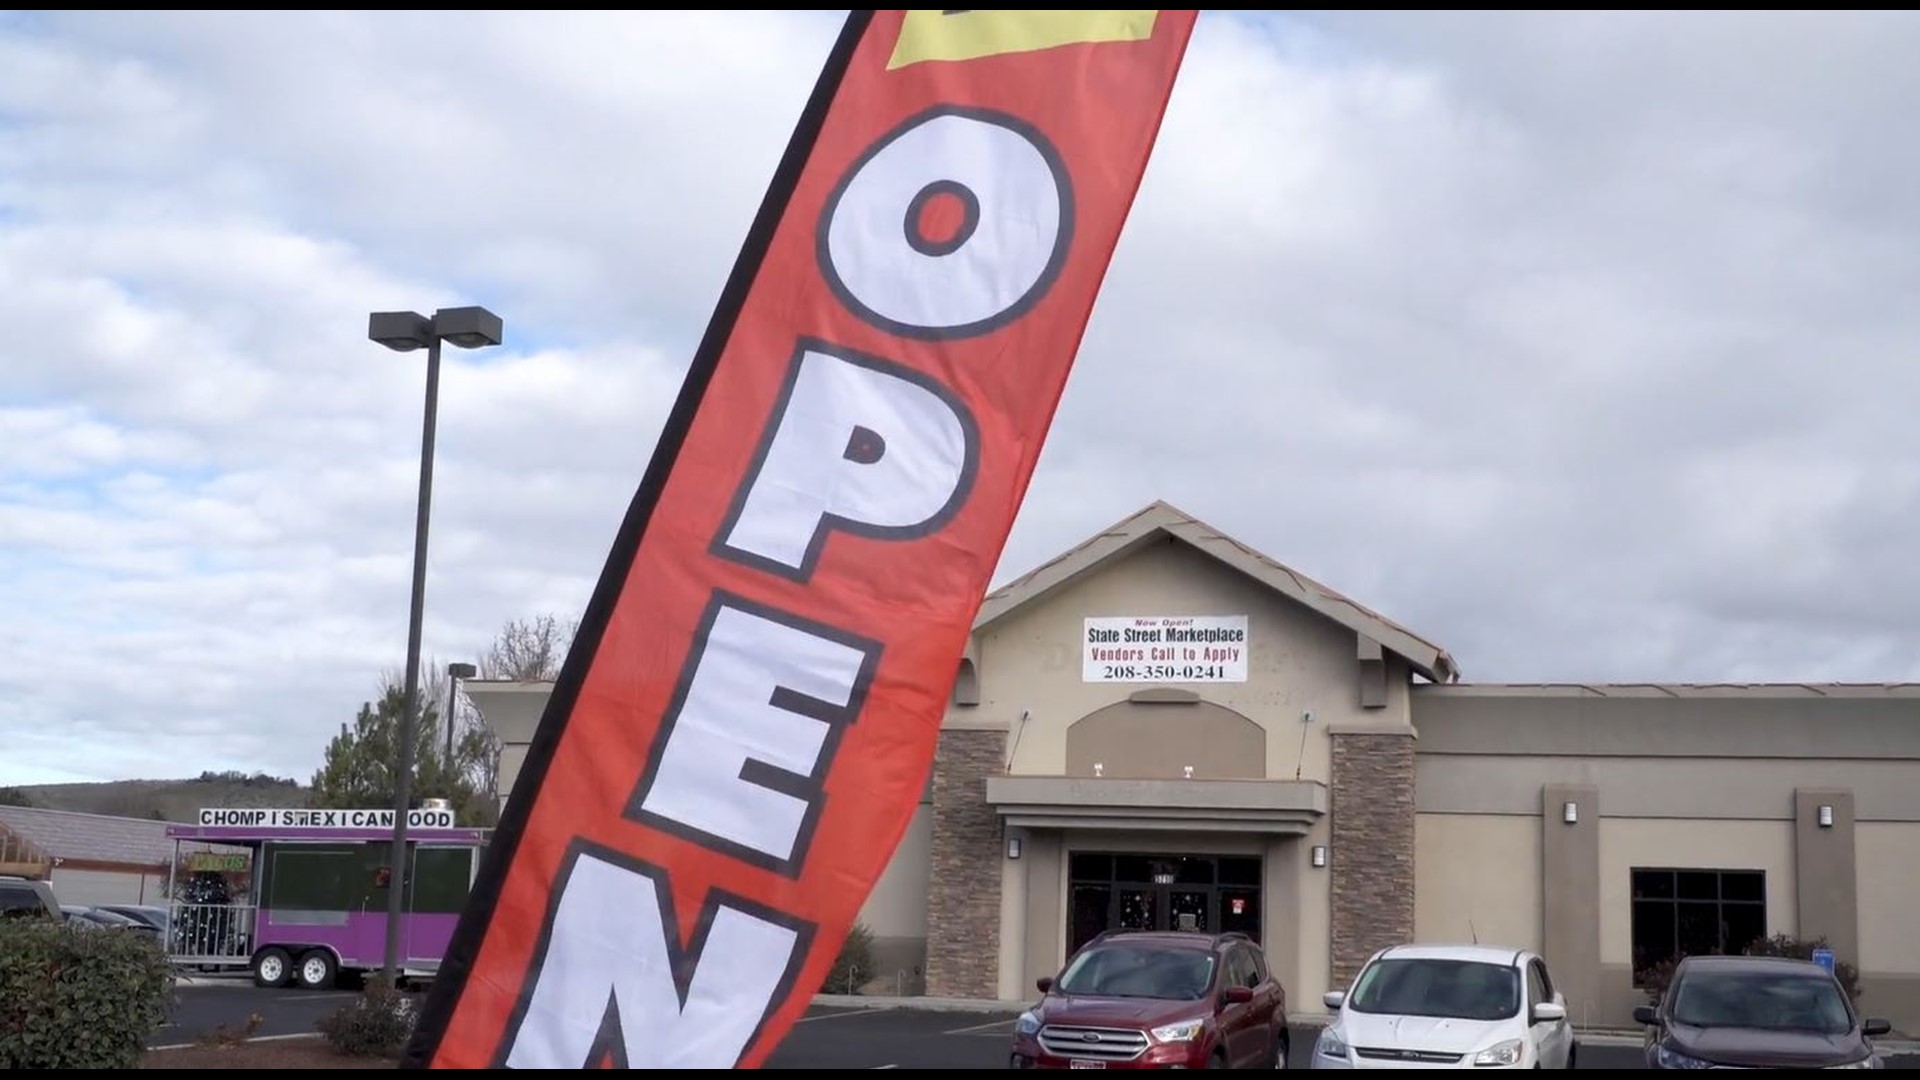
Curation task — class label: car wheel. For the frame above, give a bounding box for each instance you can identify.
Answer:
[252,946,292,988]
[295,948,338,990]
[1273,1031,1291,1068]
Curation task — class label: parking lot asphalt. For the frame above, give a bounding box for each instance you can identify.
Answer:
[154,981,361,1048]
[159,984,1920,1068]
[762,1005,1669,1068]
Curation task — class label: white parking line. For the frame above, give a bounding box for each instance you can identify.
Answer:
[942,1017,1015,1035]
[797,1006,899,1023]
[870,1064,898,1069]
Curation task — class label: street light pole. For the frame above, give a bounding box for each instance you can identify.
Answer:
[367,306,503,989]
[445,661,477,767]
[383,331,440,990]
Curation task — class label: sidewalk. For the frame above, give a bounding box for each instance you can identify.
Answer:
[811,994,1920,1053]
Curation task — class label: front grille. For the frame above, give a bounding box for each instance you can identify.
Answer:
[1037,1025,1151,1061]
[1354,1046,1465,1064]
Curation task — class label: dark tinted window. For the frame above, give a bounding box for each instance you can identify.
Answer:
[0,883,50,920]
[1531,959,1556,1002]
[1223,946,1257,989]
[1673,969,1852,1036]
[1349,958,1522,1022]
[1247,946,1271,986]
[1055,945,1215,1001]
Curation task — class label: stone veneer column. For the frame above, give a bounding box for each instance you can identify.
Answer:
[1329,730,1416,990]
[923,728,1007,999]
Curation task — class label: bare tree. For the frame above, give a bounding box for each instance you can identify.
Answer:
[478,614,579,682]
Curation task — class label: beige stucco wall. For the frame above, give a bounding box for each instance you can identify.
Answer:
[1597,817,1798,967]
[967,537,1408,781]
[862,803,932,941]
[1858,822,1920,972]
[1414,813,1542,955]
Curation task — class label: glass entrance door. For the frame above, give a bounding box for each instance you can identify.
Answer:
[1066,852,1263,955]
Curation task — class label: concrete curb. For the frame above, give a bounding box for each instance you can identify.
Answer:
[809,995,1920,1053]
[148,1032,322,1053]
[174,975,252,988]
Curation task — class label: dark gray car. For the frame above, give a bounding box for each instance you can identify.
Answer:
[1635,954,1891,1069]
[0,875,59,921]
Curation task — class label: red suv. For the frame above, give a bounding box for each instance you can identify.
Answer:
[1010,930,1289,1069]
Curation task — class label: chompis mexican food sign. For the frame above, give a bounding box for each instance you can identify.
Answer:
[403,9,1198,1069]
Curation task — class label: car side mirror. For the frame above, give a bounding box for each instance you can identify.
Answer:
[1531,1001,1566,1023]
[1633,1005,1658,1026]
[1036,976,1054,994]
[1863,1018,1892,1038]
[1221,985,1254,1005]
[1322,990,1346,1011]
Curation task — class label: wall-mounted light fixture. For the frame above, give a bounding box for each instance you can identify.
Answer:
[1182,765,1194,779]
[1007,836,1022,860]
[1818,804,1834,829]
[1092,762,1104,777]
[1562,801,1579,825]
[1311,845,1328,869]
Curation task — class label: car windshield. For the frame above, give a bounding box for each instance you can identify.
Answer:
[104,907,168,931]
[81,909,139,926]
[1672,969,1853,1035]
[1348,958,1521,1022]
[1055,945,1215,1000]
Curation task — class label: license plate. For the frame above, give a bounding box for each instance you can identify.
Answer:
[1069,1060,1107,1069]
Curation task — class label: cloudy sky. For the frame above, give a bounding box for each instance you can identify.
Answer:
[6,10,1920,786]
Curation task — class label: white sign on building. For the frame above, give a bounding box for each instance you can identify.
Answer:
[196,807,457,830]
[1082,615,1249,683]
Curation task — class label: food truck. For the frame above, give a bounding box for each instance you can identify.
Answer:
[163,803,490,990]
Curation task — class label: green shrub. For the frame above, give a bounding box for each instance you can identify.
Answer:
[823,921,876,995]
[1745,933,1862,1000]
[0,921,175,1069]
[1637,934,1862,1003]
[317,981,418,1057]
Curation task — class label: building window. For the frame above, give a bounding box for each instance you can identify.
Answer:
[1630,868,1767,986]
[1066,852,1263,957]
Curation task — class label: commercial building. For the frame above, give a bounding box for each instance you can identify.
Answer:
[0,804,205,906]
[473,500,1920,1030]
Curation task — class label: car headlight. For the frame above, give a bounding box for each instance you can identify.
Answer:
[1014,1010,1041,1037]
[1653,1044,1715,1069]
[1316,1029,1350,1059]
[1472,1038,1524,1067]
[1151,1018,1207,1043]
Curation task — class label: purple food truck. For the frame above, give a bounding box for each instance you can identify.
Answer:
[163,803,490,990]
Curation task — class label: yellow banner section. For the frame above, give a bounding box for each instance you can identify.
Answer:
[888,9,1161,70]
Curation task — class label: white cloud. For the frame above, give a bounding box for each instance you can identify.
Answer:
[4,10,1920,785]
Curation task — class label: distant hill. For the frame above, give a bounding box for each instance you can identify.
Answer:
[3,771,311,822]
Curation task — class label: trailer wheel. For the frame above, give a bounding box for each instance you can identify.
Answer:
[295,948,338,991]
[252,946,293,988]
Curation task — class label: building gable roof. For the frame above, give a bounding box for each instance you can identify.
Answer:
[0,805,177,869]
[974,501,1459,683]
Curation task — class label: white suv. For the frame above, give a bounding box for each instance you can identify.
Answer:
[1311,943,1577,1069]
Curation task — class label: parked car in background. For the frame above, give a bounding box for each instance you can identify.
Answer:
[96,903,171,936]
[1313,944,1576,1069]
[0,875,59,922]
[60,904,161,937]
[1010,929,1290,1069]
[1635,954,1890,1069]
